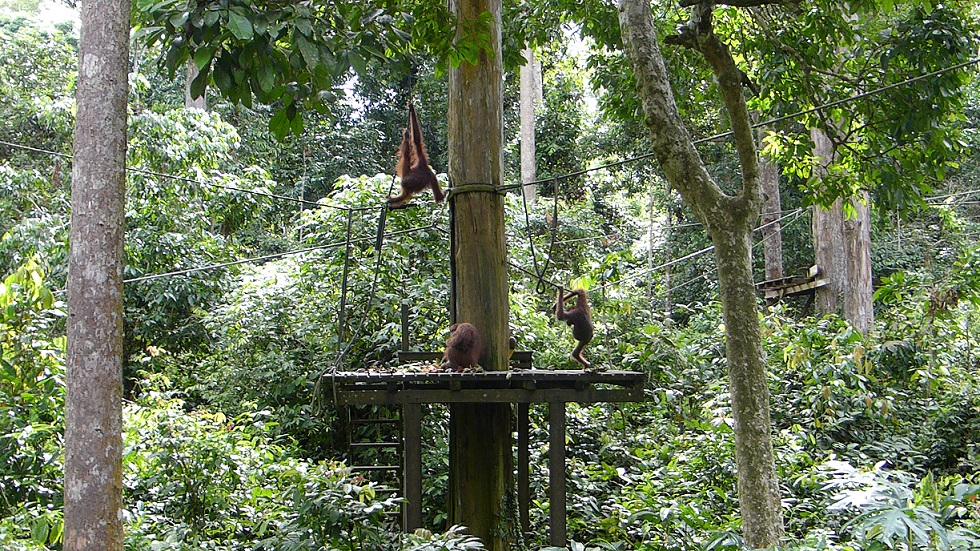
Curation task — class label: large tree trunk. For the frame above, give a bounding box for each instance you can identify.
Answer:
[811,128,845,314]
[446,0,514,548]
[519,47,540,203]
[758,127,783,281]
[618,1,784,547]
[844,192,873,333]
[810,128,873,333]
[64,0,129,549]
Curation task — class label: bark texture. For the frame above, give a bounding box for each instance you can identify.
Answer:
[618,0,784,547]
[810,128,873,333]
[843,192,873,333]
[758,127,783,281]
[810,128,845,315]
[447,0,514,547]
[520,47,540,203]
[65,0,129,549]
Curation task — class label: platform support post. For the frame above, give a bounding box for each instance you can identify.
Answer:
[549,401,566,547]
[400,301,410,351]
[403,403,423,531]
[517,403,530,534]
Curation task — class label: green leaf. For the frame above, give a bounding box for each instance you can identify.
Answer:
[361,8,382,24]
[392,27,411,42]
[190,61,210,100]
[290,110,304,135]
[213,56,233,94]
[168,11,188,28]
[296,36,318,69]
[269,108,290,140]
[294,17,312,37]
[227,10,254,40]
[193,45,217,70]
[348,51,366,75]
[253,15,268,35]
[31,518,49,545]
[256,63,275,93]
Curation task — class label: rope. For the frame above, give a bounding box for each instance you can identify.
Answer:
[508,261,562,292]
[518,178,561,295]
[115,222,435,285]
[337,209,355,359]
[330,185,395,372]
[539,179,561,294]
[449,181,458,324]
[587,208,806,293]
[8,55,979,214]
[446,183,502,199]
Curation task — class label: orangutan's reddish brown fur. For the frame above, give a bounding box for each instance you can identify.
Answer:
[441,322,482,371]
[388,103,444,207]
[556,288,594,368]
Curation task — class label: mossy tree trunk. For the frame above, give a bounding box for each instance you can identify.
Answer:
[618,0,784,547]
[446,0,515,548]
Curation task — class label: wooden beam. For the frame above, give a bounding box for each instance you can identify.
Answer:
[333,388,644,406]
[403,403,422,531]
[517,403,530,534]
[549,402,566,547]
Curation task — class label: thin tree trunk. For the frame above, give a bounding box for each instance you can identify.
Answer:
[447,0,514,547]
[64,0,129,548]
[618,0,783,546]
[664,187,673,316]
[810,127,874,333]
[519,47,540,203]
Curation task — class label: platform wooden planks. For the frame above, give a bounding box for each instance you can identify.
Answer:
[325,368,647,405]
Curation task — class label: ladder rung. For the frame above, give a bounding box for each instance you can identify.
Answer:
[350,442,400,448]
[350,418,401,424]
[351,465,401,471]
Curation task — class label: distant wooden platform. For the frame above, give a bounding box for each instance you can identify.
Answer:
[323,352,647,547]
[757,264,828,305]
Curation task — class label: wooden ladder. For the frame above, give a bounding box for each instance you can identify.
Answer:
[346,405,404,524]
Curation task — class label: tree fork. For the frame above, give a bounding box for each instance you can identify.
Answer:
[618,0,784,546]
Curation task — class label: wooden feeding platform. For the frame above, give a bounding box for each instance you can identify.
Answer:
[322,351,647,546]
[757,264,828,306]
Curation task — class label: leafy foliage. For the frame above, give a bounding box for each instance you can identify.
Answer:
[749,1,979,212]
[124,108,278,370]
[133,0,489,138]
[0,15,76,157]
[0,261,64,548]
[5,4,980,551]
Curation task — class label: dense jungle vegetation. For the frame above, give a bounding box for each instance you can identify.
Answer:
[3,2,980,550]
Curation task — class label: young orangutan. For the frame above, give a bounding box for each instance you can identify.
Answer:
[555,287,594,368]
[388,102,445,207]
[441,322,483,371]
